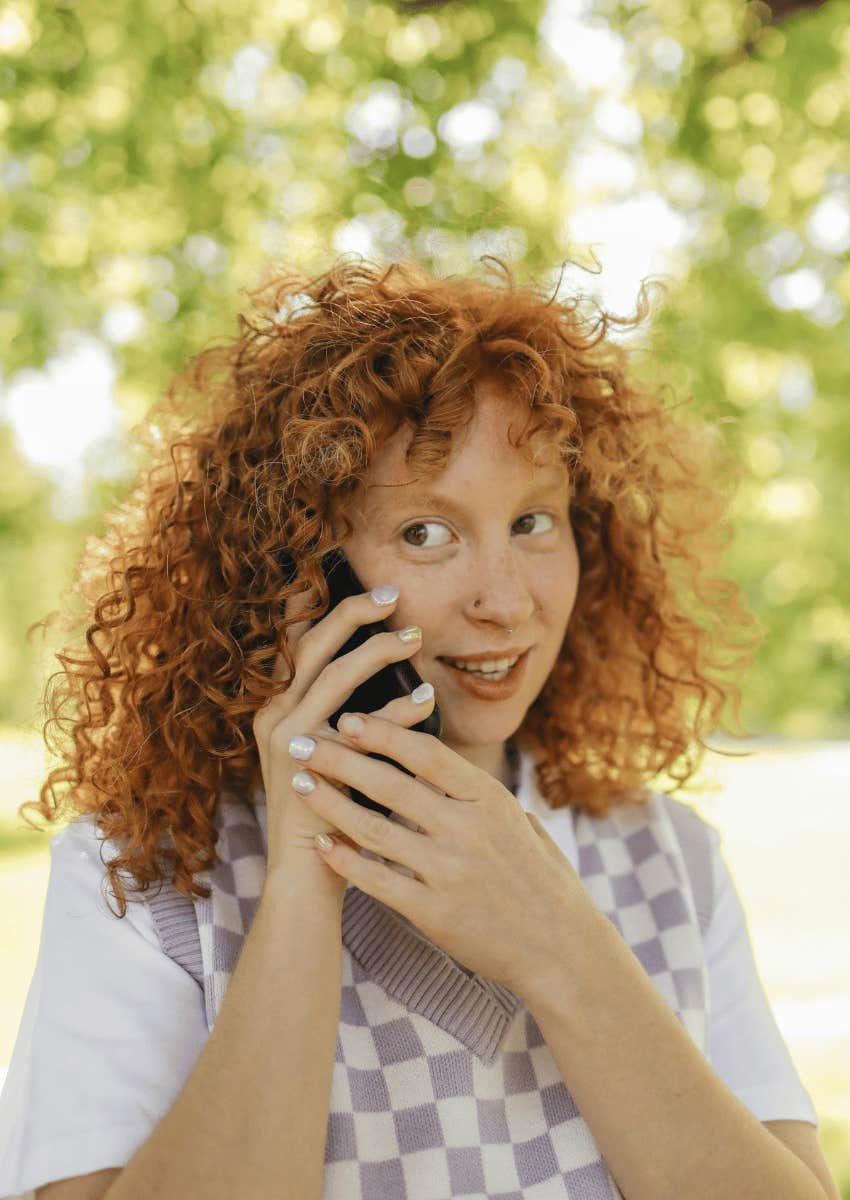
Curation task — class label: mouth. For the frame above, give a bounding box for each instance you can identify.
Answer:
[437,647,531,682]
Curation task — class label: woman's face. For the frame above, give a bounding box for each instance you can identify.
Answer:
[340,375,580,783]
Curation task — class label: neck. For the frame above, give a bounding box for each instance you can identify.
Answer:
[498,746,513,790]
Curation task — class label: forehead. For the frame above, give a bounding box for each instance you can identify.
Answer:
[362,380,567,503]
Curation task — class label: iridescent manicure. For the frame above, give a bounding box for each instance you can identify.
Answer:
[371,584,399,605]
[292,771,317,794]
[288,734,316,761]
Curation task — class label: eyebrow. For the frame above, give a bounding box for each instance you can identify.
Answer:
[369,481,569,523]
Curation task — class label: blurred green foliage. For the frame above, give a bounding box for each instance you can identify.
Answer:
[820,1114,850,1200]
[0,0,848,736]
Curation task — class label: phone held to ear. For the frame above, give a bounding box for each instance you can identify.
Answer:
[311,548,442,818]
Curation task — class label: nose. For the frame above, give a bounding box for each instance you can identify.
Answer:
[466,548,535,632]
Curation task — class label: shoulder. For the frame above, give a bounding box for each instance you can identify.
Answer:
[49,810,117,862]
[45,815,162,949]
[0,824,209,1199]
[23,816,206,1045]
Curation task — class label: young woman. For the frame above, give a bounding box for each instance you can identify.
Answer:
[0,258,838,1200]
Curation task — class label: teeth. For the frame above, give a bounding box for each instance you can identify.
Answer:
[444,655,520,673]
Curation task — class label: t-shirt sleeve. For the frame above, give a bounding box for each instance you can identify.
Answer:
[0,817,209,1198]
[703,825,819,1127]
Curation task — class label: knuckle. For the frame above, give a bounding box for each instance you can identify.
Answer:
[323,655,344,683]
[364,810,392,848]
[252,708,275,746]
[269,722,296,757]
[271,648,296,680]
[253,684,294,734]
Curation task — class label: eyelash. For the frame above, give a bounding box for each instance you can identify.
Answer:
[400,512,557,549]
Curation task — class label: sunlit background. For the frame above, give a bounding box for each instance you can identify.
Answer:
[1,0,849,1191]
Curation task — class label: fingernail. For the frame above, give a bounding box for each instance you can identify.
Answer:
[292,770,317,794]
[315,832,334,853]
[397,625,422,643]
[288,734,316,761]
[411,682,434,704]
[339,713,365,736]
[371,584,399,605]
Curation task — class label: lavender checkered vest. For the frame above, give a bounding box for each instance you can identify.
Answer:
[146,771,714,1200]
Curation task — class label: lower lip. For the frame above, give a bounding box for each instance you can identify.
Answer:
[438,650,531,700]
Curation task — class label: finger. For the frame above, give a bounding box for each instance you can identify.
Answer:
[255,587,402,730]
[313,816,425,916]
[281,573,326,653]
[323,829,360,855]
[287,585,396,688]
[336,712,485,805]
[269,581,319,680]
[294,770,430,880]
[368,681,435,727]
[288,732,439,835]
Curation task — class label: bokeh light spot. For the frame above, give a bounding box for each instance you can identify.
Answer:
[438,99,501,156]
[402,124,436,159]
[347,81,406,151]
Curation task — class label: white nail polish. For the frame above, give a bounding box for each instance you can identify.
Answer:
[288,734,316,761]
[411,682,434,704]
[371,585,399,605]
[292,771,317,794]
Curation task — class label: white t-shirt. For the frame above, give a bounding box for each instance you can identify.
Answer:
[0,786,818,1199]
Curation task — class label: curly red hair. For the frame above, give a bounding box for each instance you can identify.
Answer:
[21,256,762,915]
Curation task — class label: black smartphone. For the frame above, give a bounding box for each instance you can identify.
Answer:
[311,547,442,818]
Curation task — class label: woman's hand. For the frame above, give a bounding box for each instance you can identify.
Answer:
[251,581,428,899]
[285,713,581,997]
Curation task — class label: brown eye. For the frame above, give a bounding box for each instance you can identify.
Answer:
[402,523,427,547]
[400,514,555,547]
[400,521,452,548]
[515,513,555,535]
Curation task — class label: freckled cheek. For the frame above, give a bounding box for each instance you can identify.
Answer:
[537,578,579,643]
[543,554,580,601]
[386,597,435,643]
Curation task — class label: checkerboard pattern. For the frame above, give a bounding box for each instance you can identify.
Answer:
[191,785,708,1198]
